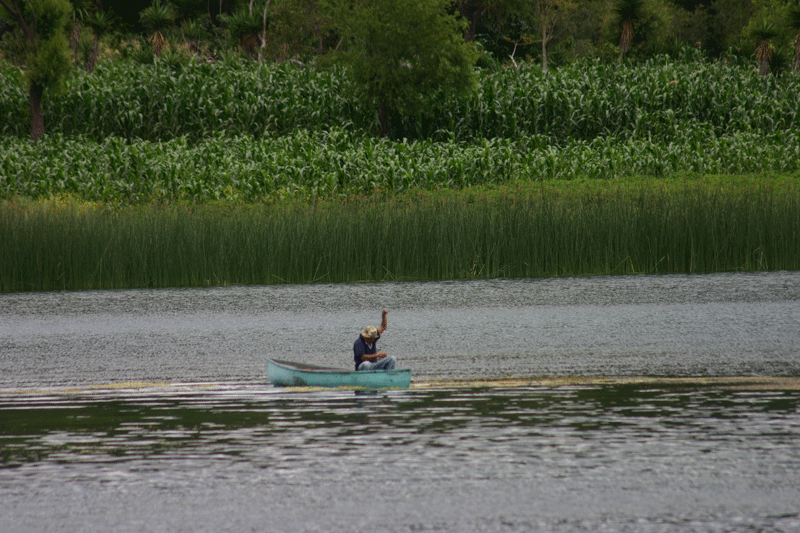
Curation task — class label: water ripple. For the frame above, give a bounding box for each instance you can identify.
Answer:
[2,384,799,531]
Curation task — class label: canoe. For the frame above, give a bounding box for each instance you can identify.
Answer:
[267,358,411,389]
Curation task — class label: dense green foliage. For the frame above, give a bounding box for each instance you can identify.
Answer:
[2,53,800,142]
[1,54,799,291]
[0,52,800,142]
[0,0,72,139]
[323,0,479,135]
[3,0,795,68]
[2,128,800,202]
[0,58,356,139]
[3,176,798,291]
[2,55,800,203]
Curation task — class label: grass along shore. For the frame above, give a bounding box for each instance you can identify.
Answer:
[2,175,798,292]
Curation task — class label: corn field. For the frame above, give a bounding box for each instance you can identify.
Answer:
[1,127,799,202]
[1,55,799,142]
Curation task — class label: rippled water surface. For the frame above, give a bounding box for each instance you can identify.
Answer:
[1,272,799,532]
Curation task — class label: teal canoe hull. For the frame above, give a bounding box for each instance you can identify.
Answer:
[267,358,411,389]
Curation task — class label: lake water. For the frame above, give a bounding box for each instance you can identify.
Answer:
[1,272,799,532]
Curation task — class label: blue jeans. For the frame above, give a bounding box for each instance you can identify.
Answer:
[358,356,397,371]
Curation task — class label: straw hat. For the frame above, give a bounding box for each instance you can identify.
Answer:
[361,325,379,340]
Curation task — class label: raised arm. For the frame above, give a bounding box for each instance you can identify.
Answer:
[364,309,389,360]
[378,309,388,335]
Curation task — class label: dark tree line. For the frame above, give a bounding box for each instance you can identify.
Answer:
[3,0,800,140]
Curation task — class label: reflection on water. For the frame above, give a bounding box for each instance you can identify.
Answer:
[1,384,800,532]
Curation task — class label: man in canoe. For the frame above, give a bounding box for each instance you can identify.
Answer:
[354,309,397,371]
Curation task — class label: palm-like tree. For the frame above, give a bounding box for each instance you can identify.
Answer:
[84,9,113,71]
[751,19,778,76]
[220,1,271,60]
[71,9,84,63]
[181,18,207,55]
[140,0,178,56]
[789,3,800,71]
[219,9,264,58]
[613,0,644,66]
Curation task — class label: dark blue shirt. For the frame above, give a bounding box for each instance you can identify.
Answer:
[353,334,380,370]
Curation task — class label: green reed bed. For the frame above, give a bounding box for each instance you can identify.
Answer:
[2,55,799,142]
[2,128,799,202]
[2,175,798,292]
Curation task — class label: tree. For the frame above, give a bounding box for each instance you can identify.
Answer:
[750,18,777,75]
[0,0,73,141]
[530,0,577,71]
[219,1,270,60]
[268,0,331,59]
[139,0,177,56]
[456,0,511,42]
[613,0,645,64]
[551,0,608,62]
[180,16,207,54]
[82,8,113,71]
[786,1,800,70]
[706,0,755,57]
[497,0,577,70]
[68,1,88,63]
[323,0,479,137]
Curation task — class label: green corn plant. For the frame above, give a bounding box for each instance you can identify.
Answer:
[3,54,800,141]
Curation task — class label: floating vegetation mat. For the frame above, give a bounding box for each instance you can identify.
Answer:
[413,376,800,391]
[3,376,800,397]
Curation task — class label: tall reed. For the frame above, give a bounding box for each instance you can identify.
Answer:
[3,176,798,292]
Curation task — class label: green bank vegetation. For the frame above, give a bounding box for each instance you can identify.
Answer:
[3,176,798,292]
[2,126,800,202]
[2,53,800,142]
[1,43,799,291]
